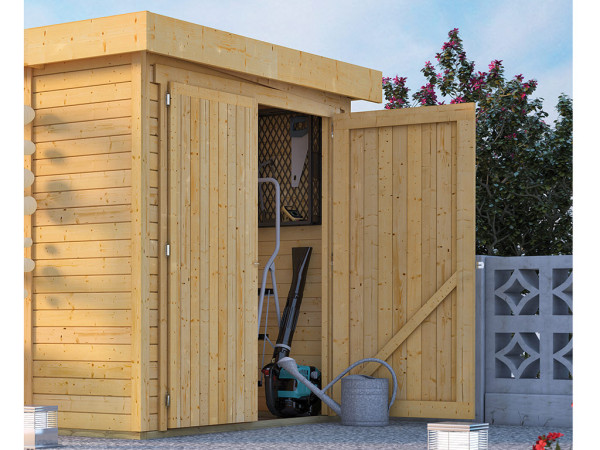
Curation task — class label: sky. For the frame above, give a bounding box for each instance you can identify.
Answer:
[23,0,573,122]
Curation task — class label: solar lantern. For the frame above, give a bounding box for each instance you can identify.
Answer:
[24,406,58,449]
[427,422,489,449]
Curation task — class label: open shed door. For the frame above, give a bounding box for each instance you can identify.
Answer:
[328,104,476,419]
[167,83,258,428]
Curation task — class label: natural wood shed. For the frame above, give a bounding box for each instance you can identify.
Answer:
[24,11,476,437]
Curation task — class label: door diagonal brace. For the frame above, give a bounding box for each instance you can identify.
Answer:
[359,272,458,376]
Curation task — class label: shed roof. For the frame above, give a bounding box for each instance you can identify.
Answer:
[24,11,382,103]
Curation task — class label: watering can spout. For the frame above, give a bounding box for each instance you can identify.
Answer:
[277,357,342,415]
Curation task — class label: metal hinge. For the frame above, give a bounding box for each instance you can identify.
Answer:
[477,261,485,269]
[166,92,171,106]
[331,123,334,139]
[165,393,170,407]
[165,244,171,257]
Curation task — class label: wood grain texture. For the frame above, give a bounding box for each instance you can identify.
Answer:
[29,54,134,428]
[330,104,476,419]
[26,12,380,101]
[392,125,408,401]
[154,63,346,118]
[32,65,131,93]
[130,52,150,432]
[167,82,257,428]
[363,128,378,374]
[331,124,350,404]
[148,13,380,102]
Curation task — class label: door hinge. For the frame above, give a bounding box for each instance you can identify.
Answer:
[165,244,171,257]
[331,123,334,139]
[166,92,171,106]
[165,393,170,407]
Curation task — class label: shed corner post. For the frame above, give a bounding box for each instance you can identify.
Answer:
[131,50,151,432]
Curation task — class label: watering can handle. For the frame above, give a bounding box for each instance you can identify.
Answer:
[322,358,398,413]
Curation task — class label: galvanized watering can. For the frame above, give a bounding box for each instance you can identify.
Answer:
[277,357,397,426]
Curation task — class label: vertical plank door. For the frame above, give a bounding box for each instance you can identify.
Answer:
[328,104,476,419]
[167,83,258,428]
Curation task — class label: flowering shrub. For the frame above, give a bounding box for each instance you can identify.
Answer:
[533,432,564,449]
[381,28,572,257]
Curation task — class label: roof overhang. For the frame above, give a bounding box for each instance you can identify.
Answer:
[24,11,382,103]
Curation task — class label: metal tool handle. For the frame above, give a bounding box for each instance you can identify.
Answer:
[322,358,398,412]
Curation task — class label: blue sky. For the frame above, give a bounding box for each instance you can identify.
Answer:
[24,0,572,122]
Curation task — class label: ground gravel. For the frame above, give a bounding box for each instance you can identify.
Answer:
[56,418,573,449]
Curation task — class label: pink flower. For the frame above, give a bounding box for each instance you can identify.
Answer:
[521,93,527,99]
[488,59,502,71]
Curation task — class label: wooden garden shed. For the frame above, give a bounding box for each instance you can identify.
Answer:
[24,11,476,437]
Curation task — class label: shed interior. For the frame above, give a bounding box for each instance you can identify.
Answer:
[255,107,324,418]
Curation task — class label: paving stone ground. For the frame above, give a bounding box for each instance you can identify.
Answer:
[56,419,573,449]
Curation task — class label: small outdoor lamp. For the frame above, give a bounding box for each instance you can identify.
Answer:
[427,422,489,449]
[24,406,58,449]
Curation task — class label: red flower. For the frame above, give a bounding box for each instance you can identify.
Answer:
[534,431,563,449]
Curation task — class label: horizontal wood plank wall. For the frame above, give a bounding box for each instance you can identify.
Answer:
[330,104,476,419]
[257,226,322,412]
[31,54,135,431]
[168,83,258,428]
